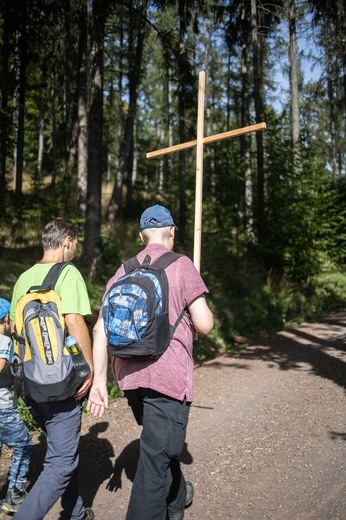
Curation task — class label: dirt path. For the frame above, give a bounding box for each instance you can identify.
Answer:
[1,313,346,519]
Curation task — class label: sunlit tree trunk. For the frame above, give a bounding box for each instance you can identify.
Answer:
[326,35,338,177]
[77,3,88,213]
[168,67,174,192]
[132,119,138,186]
[177,0,188,242]
[241,1,253,241]
[289,0,301,174]
[251,0,265,245]
[157,121,164,193]
[37,91,45,178]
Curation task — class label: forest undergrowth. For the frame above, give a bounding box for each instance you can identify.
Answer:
[1,198,346,428]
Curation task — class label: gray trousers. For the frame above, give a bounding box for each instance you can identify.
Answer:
[14,397,85,520]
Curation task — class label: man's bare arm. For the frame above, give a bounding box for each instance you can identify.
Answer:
[188,295,214,335]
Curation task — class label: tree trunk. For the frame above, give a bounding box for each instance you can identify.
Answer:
[343,39,346,133]
[76,4,88,213]
[82,0,106,264]
[168,67,174,193]
[107,0,148,222]
[13,0,27,196]
[0,3,10,204]
[251,0,265,245]
[51,66,57,187]
[106,18,124,218]
[326,37,338,178]
[289,0,301,174]
[37,90,45,179]
[241,1,253,241]
[64,0,71,167]
[177,1,188,243]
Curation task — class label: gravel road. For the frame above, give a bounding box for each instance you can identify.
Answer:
[1,313,346,519]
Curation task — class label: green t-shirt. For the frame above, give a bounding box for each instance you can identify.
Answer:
[10,262,91,320]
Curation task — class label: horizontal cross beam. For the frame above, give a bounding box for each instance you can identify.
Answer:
[146,122,267,159]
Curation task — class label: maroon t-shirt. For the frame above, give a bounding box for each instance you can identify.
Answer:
[104,243,208,402]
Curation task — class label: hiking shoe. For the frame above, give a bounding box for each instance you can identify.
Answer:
[1,488,27,513]
[83,508,95,520]
[185,481,194,508]
[168,482,194,520]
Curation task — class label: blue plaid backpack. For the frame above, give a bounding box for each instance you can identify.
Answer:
[102,252,186,360]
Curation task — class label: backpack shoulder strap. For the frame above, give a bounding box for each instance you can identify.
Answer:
[153,252,187,335]
[151,252,183,270]
[28,262,73,292]
[123,257,141,274]
[123,252,183,274]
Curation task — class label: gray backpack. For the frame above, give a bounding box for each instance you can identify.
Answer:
[13,262,85,402]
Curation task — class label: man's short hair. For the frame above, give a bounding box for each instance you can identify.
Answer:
[42,217,77,250]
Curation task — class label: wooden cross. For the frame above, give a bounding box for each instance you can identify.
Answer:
[146,70,266,273]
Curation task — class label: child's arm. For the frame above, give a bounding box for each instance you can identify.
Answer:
[0,358,7,371]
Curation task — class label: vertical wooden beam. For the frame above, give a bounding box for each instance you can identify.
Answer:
[193,71,206,272]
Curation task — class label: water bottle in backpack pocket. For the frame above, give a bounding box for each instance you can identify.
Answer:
[65,336,90,379]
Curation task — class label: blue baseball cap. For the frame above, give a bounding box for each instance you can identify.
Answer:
[0,298,10,320]
[140,205,177,229]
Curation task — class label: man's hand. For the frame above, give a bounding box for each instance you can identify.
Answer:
[74,371,93,400]
[86,383,109,418]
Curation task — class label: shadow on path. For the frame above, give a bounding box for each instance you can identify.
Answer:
[206,314,346,391]
[78,422,115,506]
[106,440,193,493]
[14,422,115,508]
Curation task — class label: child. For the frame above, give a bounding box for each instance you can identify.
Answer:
[0,298,32,513]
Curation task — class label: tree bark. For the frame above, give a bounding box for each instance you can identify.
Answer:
[326,34,338,177]
[107,0,148,221]
[37,88,45,179]
[50,65,57,187]
[0,3,10,204]
[82,0,106,264]
[251,0,265,245]
[77,4,88,213]
[289,0,301,174]
[13,0,27,195]
[177,0,188,243]
[241,1,253,241]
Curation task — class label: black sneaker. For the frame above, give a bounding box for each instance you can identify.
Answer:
[1,488,27,513]
[168,482,194,520]
[83,508,95,520]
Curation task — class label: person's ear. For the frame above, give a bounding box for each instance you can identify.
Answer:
[64,236,72,250]
[139,231,145,244]
[170,226,175,239]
